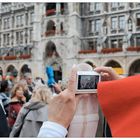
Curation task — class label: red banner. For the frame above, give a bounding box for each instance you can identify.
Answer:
[98,75,140,137]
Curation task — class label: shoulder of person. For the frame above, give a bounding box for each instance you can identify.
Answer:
[0,93,7,98]
[24,104,48,122]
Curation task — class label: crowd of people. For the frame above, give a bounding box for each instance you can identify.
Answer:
[0,72,51,137]
[0,63,139,137]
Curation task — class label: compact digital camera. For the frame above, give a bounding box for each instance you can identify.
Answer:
[76,71,101,94]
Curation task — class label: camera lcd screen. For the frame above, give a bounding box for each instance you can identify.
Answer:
[77,75,99,90]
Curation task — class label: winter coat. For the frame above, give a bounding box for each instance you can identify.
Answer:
[0,93,10,107]
[10,101,48,137]
[0,100,9,137]
[0,92,10,116]
[8,101,23,129]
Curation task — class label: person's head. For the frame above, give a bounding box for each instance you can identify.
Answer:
[34,77,45,87]
[11,83,25,99]
[18,79,28,91]
[35,77,45,84]
[31,85,52,104]
[24,73,32,85]
[0,80,9,92]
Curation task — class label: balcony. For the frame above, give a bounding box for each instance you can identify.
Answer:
[4,56,17,60]
[88,11,94,15]
[118,28,124,33]
[111,7,117,11]
[126,46,140,52]
[111,29,117,34]
[45,30,56,37]
[46,9,56,16]
[19,54,31,59]
[45,30,65,37]
[89,32,94,36]
[94,10,101,14]
[89,31,99,36]
[78,50,97,54]
[0,54,31,61]
[118,6,125,10]
[101,48,123,54]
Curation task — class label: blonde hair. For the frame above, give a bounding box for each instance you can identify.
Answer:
[31,85,52,104]
[11,83,25,98]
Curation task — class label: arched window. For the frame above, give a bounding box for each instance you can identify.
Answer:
[20,64,31,75]
[86,61,96,68]
[7,65,18,77]
[45,41,59,57]
[106,60,121,67]
[45,20,56,36]
[105,60,123,75]
[46,20,55,31]
[129,59,140,76]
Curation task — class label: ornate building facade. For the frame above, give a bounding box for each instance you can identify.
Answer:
[0,3,34,79]
[0,2,140,81]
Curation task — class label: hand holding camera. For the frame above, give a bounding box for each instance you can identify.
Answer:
[76,63,101,94]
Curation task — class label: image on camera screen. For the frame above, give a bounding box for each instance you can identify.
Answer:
[77,75,99,90]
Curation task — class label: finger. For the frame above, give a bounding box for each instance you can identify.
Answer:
[95,67,120,80]
[67,65,77,95]
[94,66,112,74]
[101,74,111,81]
[101,72,110,78]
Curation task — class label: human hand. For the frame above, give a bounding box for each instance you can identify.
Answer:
[48,65,77,128]
[94,66,123,81]
[53,83,62,94]
[21,95,26,103]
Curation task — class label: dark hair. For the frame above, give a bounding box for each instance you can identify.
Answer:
[0,80,9,92]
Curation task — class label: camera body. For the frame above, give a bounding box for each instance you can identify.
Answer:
[76,71,101,94]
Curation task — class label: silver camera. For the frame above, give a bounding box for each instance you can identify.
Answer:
[76,71,101,94]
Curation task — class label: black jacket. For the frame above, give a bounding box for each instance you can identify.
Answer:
[0,103,9,137]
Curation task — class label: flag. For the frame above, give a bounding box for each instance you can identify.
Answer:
[98,75,140,137]
[46,66,56,87]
